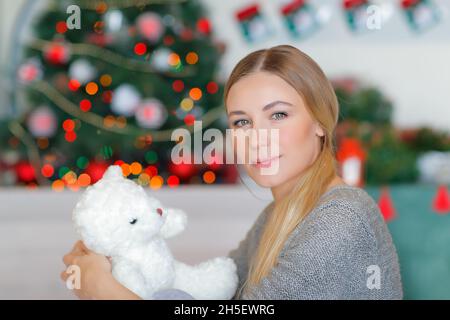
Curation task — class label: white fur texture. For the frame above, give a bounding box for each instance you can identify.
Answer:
[72,165,238,300]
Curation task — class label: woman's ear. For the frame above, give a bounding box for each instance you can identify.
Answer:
[315,123,325,137]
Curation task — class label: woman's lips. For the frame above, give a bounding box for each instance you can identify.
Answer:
[252,155,281,168]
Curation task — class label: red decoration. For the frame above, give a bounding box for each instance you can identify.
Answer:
[167,175,180,187]
[172,80,184,92]
[62,119,75,132]
[156,208,163,216]
[236,4,260,21]
[134,42,147,56]
[102,91,113,104]
[15,161,36,183]
[65,131,77,143]
[401,0,420,9]
[432,185,450,214]
[137,12,164,42]
[336,138,367,187]
[197,18,212,34]
[44,42,70,65]
[378,187,396,222]
[41,164,54,178]
[114,160,125,166]
[168,162,197,181]
[79,99,92,112]
[85,161,109,183]
[184,114,195,126]
[206,81,219,94]
[343,0,368,10]
[27,107,57,138]
[281,0,305,15]
[17,60,41,83]
[68,79,81,91]
[56,21,68,34]
[144,165,158,177]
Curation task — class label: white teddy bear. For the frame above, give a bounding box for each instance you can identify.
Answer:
[72,165,238,300]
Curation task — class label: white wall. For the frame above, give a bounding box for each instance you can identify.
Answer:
[203,0,450,131]
[1,0,449,130]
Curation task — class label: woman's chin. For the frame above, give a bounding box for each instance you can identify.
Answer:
[247,171,284,188]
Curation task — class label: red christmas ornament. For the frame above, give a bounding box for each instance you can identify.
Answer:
[168,162,197,181]
[85,161,109,183]
[432,185,450,214]
[56,21,68,34]
[197,18,212,34]
[44,42,70,65]
[167,175,180,187]
[17,59,42,83]
[15,161,36,183]
[206,81,219,94]
[134,42,147,56]
[378,187,396,222]
[137,12,164,42]
[184,114,195,126]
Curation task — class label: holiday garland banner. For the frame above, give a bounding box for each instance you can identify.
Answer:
[233,0,445,42]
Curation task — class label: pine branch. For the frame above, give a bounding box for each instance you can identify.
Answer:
[28,38,195,77]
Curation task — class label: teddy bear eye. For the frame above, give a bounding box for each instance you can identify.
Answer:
[129,218,138,225]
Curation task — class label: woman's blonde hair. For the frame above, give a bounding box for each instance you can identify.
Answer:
[224,45,340,297]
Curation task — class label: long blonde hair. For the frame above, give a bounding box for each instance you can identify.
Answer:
[224,45,340,297]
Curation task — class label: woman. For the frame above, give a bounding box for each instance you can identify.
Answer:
[61,45,403,300]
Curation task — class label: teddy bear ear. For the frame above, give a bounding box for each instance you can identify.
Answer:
[102,165,123,180]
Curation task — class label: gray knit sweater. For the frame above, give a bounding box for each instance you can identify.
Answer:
[228,184,403,300]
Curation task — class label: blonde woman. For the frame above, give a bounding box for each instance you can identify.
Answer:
[225,45,402,299]
[61,45,402,300]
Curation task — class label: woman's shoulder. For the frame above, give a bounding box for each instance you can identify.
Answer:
[295,184,389,249]
[314,184,382,222]
[316,184,379,217]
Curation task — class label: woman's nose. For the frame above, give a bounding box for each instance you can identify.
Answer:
[249,129,269,149]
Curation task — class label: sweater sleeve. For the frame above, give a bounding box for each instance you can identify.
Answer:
[242,203,378,300]
[227,203,273,300]
[227,230,250,300]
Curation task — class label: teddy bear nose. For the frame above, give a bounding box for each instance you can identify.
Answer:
[157,208,163,216]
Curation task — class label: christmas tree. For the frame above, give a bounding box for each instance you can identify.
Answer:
[0,0,238,189]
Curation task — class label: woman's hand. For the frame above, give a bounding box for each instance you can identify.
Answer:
[61,241,141,300]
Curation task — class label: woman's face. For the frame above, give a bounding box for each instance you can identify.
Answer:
[226,71,324,189]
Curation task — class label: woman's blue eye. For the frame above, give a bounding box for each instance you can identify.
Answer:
[233,119,250,127]
[272,112,288,120]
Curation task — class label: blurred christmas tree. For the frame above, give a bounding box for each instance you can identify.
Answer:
[333,78,419,185]
[0,0,238,188]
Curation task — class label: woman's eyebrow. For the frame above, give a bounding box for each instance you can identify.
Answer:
[262,100,293,111]
[228,100,293,117]
[227,110,246,117]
